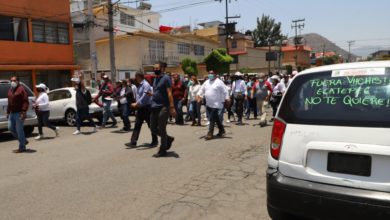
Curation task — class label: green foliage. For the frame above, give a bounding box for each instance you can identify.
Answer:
[239,67,251,74]
[285,65,293,75]
[323,55,340,65]
[252,14,284,47]
[204,48,233,74]
[181,58,198,76]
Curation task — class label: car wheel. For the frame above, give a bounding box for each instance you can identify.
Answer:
[24,126,34,136]
[65,109,77,127]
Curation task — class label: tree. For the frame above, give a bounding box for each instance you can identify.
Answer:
[204,48,233,74]
[323,55,340,65]
[181,58,198,76]
[252,14,283,47]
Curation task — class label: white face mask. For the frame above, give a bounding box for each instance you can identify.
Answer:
[11,82,17,88]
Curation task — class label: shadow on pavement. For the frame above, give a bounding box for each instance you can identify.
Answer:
[164,151,180,158]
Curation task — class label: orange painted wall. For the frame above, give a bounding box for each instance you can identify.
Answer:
[0,0,74,66]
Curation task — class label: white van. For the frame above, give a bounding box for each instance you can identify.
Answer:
[267,61,390,220]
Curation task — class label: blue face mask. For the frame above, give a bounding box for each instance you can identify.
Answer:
[208,74,215,80]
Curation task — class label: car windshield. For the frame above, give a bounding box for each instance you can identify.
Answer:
[278,68,390,128]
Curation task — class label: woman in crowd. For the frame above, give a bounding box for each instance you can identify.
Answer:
[269,75,286,122]
[72,77,98,135]
[188,76,201,126]
[33,83,59,140]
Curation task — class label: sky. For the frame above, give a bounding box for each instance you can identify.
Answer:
[122,0,390,56]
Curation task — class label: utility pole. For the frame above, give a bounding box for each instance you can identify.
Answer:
[216,0,239,73]
[87,0,98,87]
[291,19,305,70]
[347,40,355,63]
[322,43,326,65]
[108,0,117,82]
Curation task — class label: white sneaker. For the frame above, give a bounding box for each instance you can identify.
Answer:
[206,121,210,126]
[92,127,97,133]
[35,135,43,140]
[54,127,60,137]
[73,130,81,135]
[226,120,231,123]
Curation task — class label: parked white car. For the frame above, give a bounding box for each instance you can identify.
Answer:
[0,80,37,135]
[267,61,390,220]
[48,87,108,126]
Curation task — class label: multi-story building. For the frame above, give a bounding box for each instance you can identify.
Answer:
[0,0,76,91]
[281,45,312,70]
[72,3,219,80]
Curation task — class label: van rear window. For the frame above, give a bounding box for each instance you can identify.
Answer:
[278,68,390,127]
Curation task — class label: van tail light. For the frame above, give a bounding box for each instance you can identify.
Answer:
[270,119,286,160]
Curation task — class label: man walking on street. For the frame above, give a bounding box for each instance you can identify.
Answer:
[126,72,158,148]
[231,72,247,125]
[116,80,134,132]
[197,71,230,141]
[252,73,273,127]
[245,76,258,120]
[150,62,176,158]
[7,76,30,153]
[171,73,187,125]
[94,74,117,128]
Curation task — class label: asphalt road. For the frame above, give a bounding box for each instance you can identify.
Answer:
[0,113,272,220]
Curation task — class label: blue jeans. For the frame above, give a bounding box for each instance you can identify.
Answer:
[8,112,27,151]
[120,103,130,130]
[102,99,117,126]
[174,99,184,124]
[189,101,201,125]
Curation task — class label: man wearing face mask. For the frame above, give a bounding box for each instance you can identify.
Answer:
[231,72,247,125]
[126,72,158,148]
[171,73,187,125]
[149,62,176,158]
[251,73,273,127]
[197,71,230,141]
[94,74,117,128]
[7,76,30,153]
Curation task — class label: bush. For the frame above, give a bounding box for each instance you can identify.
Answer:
[204,48,233,74]
[181,58,198,76]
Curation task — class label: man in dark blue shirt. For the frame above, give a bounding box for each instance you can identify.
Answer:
[149,62,176,157]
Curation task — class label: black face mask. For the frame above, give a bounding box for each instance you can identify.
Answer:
[154,70,162,75]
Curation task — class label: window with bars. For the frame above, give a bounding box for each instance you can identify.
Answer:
[178,43,190,55]
[149,40,165,63]
[120,12,135,27]
[32,20,69,44]
[0,15,29,42]
[194,45,205,56]
[231,39,237,48]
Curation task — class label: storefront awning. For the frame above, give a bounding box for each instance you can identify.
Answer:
[0,65,79,71]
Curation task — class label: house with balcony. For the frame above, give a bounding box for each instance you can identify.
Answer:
[0,0,76,91]
[72,2,219,80]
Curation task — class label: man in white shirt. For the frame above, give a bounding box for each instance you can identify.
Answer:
[197,71,230,140]
[231,72,247,125]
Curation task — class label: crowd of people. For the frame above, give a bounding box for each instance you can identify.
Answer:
[6,62,295,157]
